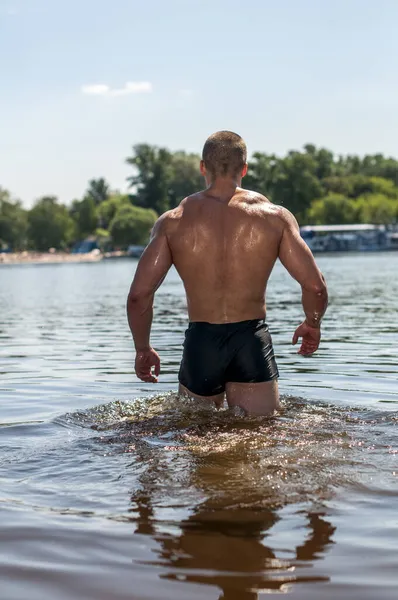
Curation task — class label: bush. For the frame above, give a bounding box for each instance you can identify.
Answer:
[109,205,157,247]
[307,194,358,225]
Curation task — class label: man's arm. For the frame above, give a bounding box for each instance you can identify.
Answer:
[127,213,173,381]
[278,209,328,355]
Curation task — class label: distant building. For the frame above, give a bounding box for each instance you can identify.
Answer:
[71,237,99,254]
[389,232,398,251]
[127,245,145,258]
[300,224,392,252]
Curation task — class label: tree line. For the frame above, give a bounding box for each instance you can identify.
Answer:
[1,143,398,252]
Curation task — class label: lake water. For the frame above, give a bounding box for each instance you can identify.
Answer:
[0,254,397,600]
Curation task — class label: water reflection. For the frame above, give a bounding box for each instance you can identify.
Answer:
[122,404,336,598]
[130,488,334,598]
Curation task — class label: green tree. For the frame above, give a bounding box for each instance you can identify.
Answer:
[109,204,157,247]
[355,194,397,225]
[271,152,324,218]
[126,144,172,214]
[86,178,110,206]
[304,145,335,180]
[95,228,112,251]
[322,174,398,199]
[0,188,28,250]
[323,174,372,198]
[366,177,398,198]
[360,154,398,182]
[244,152,280,196]
[334,153,398,183]
[336,154,363,176]
[307,194,358,225]
[69,196,97,239]
[97,194,131,229]
[168,151,203,207]
[28,196,75,250]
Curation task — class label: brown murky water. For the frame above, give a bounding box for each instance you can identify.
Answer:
[0,254,397,599]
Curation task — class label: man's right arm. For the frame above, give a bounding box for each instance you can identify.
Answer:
[278,208,328,354]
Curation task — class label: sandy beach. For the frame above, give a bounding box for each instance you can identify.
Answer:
[0,251,103,265]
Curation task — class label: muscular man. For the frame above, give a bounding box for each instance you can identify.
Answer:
[127,131,328,415]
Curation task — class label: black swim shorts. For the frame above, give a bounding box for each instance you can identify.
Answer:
[178,319,279,397]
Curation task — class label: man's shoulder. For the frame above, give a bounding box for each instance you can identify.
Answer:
[154,193,204,232]
[239,189,290,221]
[153,202,187,236]
[180,190,207,205]
[238,188,270,204]
[165,192,204,214]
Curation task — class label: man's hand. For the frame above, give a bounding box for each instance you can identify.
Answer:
[135,348,161,383]
[292,321,321,356]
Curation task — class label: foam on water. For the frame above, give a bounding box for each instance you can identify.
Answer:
[54,393,398,512]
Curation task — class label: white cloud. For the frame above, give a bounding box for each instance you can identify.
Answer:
[111,81,152,96]
[81,84,110,96]
[81,82,152,97]
[179,89,193,97]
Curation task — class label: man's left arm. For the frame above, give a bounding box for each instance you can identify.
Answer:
[127,214,173,382]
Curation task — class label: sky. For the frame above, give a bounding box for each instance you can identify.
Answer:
[1,0,398,206]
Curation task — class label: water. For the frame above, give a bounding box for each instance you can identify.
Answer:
[0,254,397,600]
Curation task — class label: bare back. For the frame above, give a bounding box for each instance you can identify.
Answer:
[166,188,283,323]
[128,132,327,414]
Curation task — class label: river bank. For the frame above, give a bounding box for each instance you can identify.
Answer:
[0,250,131,265]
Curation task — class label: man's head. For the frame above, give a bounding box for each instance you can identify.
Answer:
[201,131,248,182]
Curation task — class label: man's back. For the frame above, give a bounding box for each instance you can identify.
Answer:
[127,130,328,415]
[167,188,283,323]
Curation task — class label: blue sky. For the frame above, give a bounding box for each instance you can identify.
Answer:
[1,0,398,206]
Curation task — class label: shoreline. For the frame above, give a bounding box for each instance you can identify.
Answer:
[0,251,104,266]
[1,248,395,266]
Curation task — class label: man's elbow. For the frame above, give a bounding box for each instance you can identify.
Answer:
[127,290,153,315]
[314,276,328,299]
[305,274,328,297]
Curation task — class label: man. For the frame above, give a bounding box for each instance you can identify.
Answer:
[127,131,328,416]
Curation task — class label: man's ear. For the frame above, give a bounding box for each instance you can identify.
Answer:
[200,160,206,177]
[241,163,248,178]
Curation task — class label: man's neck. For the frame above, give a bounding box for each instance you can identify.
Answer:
[205,177,242,202]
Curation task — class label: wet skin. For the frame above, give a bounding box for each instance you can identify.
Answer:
[127,173,328,413]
